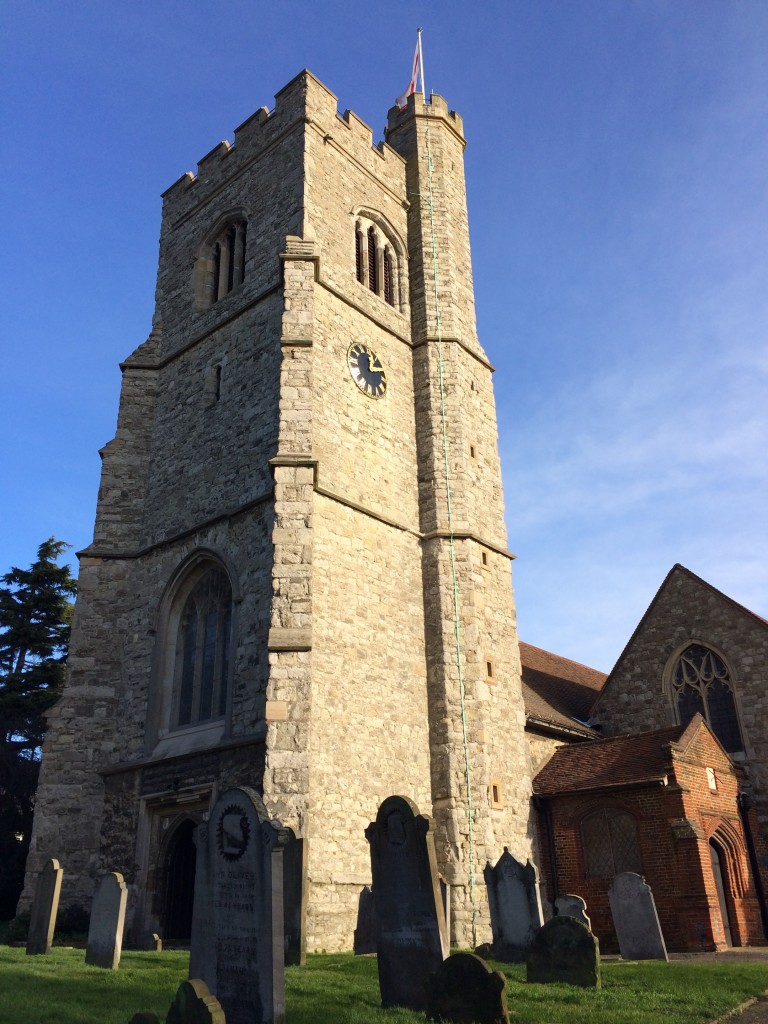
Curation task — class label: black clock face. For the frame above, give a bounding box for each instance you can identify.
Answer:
[347,343,388,399]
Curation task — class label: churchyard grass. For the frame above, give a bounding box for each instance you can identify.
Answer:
[1,947,767,1023]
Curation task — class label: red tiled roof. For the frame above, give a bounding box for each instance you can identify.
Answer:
[520,642,607,737]
[532,720,700,795]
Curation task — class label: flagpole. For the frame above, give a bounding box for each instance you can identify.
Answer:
[417,27,425,99]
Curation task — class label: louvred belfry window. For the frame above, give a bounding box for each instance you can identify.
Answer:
[383,247,394,306]
[673,644,744,753]
[367,226,378,294]
[195,217,247,311]
[355,222,364,283]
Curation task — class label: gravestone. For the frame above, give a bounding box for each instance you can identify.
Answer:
[526,916,601,988]
[167,979,226,1024]
[484,848,544,962]
[26,858,64,955]
[365,795,448,1011]
[353,885,377,954]
[190,786,288,1024]
[426,952,509,1024]
[608,872,669,961]
[555,893,591,930]
[139,931,163,952]
[281,827,306,966]
[439,874,451,950]
[85,871,128,968]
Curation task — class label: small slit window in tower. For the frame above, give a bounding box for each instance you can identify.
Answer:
[485,656,495,683]
[490,780,504,808]
[470,443,477,460]
[481,549,490,569]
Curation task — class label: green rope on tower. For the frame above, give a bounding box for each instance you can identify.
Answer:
[424,123,478,948]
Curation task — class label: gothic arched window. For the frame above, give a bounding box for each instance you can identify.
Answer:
[173,567,232,728]
[194,217,247,311]
[581,809,642,878]
[672,644,743,754]
[354,214,403,311]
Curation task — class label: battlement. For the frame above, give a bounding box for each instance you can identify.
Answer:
[161,70,405,219]
[385,92,465,143]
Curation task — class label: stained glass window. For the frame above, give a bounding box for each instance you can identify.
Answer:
[672,645,743,753]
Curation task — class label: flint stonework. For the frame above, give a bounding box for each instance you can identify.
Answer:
[190,786,288,1024]
[26,858,63,956]
[484,848,543,962]
[608,872,669,961]
[555,893,591,930]
[365,795,448,1010]
[426,952,509,1024]
[85,871,128,968]
[526,916,601,988]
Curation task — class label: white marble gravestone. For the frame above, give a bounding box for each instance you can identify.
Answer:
[608,872,668,960]
[190,787,289,1024]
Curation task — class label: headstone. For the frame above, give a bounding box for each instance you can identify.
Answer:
[365,795,448,1011]
[281,827,306,966]
[555,893,591,930]
[166,979,226,1024]
[139,931,163,952]
[26,858,64,955]
[190,786,288,1024]
[526,916,601,988]
[484,848,544,962]
[439,874,451,949]
[608,872,669,961]
[353,886,377,955]
[426,952,509,1024]
[85,871,128,969]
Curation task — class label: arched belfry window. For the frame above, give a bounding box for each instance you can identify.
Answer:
[581,808,642,878]
[194,217,247,312]
[354,213,402,310]
[173,567,232,728]
[672,644,744,754]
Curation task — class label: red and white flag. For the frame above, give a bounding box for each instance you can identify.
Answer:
[397,31,423,110]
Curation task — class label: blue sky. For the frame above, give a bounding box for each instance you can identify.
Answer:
[2,1,767,671]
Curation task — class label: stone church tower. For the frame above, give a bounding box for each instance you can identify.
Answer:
[23,71,534,950]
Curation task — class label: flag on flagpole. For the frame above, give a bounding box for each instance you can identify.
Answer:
[397,30,423,110]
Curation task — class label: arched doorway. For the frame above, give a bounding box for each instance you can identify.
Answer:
[710,839,733,946]
[163,818,197,944]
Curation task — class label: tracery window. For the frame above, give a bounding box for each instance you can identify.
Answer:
[672,644,743,754]
[173,567,232,728]
[581,809,642,878]
[354,215,400,309]
[194,217,247,311]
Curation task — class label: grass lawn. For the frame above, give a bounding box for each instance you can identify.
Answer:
[0,947,767,1024]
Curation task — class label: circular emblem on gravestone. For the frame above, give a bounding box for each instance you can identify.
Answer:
[215,803,251,861]
[385,810,407,845]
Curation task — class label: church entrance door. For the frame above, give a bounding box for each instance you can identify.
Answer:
[163,818,197,944]
[709,840,733,946]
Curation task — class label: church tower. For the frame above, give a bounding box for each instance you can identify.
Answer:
[23,71,534,950]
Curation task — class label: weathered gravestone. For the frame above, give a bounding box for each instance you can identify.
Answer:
[26,858,64,955]
[190,786,288,1024]
[365,795,448,1010]
[526,916,601,988]
[353,885,377,954]
[555,893,591,930]
[439,874,451,947]
[426,952,509,1024]
[608,872,668,961]
[484,847,544,962]
[128,979,225,1024]
[281,827,306,966]
[86,871,128,968]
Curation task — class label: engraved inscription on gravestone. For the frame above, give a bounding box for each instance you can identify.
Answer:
[365,795,448,1011]
[85,871,128,969]
[26,858,63,956]
[190,787,288,1024]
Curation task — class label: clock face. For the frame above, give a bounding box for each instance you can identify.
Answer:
[347,342,388,399]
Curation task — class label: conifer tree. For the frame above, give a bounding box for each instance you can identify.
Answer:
[0,538,77,918]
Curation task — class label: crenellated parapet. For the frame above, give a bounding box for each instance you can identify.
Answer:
[386,91,466,147]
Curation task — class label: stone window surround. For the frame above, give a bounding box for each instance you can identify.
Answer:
[145,548,242,760]
[662,639,748,758]
[352,207,407,314]
[193,208,250,313]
